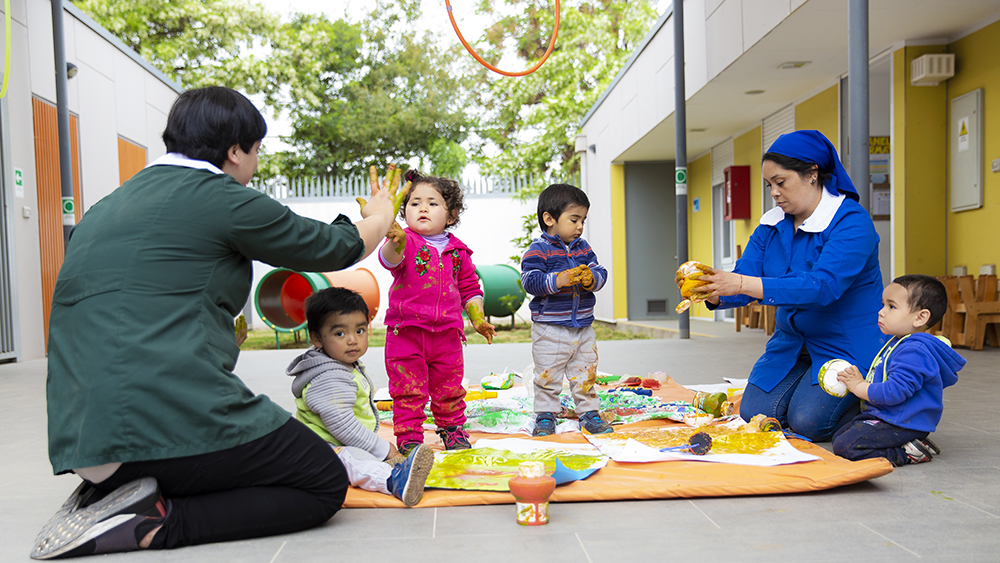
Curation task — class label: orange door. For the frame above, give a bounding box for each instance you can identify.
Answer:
[118,137,147,184]
[32,97,82,347]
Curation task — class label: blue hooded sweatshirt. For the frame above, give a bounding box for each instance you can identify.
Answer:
[863,332,965,432]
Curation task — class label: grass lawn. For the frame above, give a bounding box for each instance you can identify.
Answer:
[242,318,649,351]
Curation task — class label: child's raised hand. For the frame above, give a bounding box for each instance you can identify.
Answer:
[386,221,406,254]
[234,313,248,347]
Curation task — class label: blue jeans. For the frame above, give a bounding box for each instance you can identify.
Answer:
[739,352,860,441]
[832,413,928,466]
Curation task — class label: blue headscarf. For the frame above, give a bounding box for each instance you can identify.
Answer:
[765,130,858,202]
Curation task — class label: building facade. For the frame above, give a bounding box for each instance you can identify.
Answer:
[0,0,181,361]
[578,0,1000,323]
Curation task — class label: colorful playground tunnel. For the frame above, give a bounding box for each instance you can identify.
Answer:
[255,268,381,332]
[255,264,526,333]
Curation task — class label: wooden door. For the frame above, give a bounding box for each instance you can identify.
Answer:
[118,137,147,184]
[32,97,82,347]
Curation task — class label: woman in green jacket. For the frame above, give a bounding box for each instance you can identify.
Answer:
[32,86,396,559]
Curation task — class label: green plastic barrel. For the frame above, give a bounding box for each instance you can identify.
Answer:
[475,264,526,317]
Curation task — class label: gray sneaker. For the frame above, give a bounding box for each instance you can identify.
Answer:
[32,477,162,559]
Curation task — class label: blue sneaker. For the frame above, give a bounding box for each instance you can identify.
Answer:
[533,412,557,437]
[390,444,434,507]
[580,410,614,434]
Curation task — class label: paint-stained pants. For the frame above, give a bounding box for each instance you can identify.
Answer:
[831,412,928,467]
[531,323,600,414]
[385,326,466,446]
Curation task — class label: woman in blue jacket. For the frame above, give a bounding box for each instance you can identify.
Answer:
[699,130,886,441]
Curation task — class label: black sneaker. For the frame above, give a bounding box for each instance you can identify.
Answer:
[533,412,557,437]
[435,426,472,450]
[580,410,614,434]
[31,477,166,559]
[389,444,435,507]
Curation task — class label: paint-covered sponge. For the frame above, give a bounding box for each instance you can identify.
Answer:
[818,359,851,397]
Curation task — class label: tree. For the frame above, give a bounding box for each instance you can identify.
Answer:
[72,0,475,179]
[71,0,363,110]
[469,0,661,182]
[280,3,475,177]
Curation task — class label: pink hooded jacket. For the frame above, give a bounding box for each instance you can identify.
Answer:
[380,228,484,334]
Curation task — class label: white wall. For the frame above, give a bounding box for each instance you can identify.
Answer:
[3,0,180,360]
[8,0,45,360]
[247,196,537,331]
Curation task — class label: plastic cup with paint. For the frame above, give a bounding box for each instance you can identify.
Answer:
[508,461,556,526]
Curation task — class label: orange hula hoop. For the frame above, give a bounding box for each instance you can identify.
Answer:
[445,0,560,77]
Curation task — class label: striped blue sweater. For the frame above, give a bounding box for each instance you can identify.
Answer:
[520,232,607,328]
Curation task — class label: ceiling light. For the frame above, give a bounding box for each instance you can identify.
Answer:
[690,128,707,132]
[778,61,811,69]
[744,89,765,95]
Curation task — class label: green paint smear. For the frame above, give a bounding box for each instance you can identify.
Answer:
[426,447,603,492]
[931,490,953,500]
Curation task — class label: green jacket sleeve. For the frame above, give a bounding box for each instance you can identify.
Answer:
[225,184,365,271]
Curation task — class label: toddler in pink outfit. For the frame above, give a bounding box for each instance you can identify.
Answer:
[379,170,496,455]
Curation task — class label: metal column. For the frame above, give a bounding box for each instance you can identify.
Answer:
[51,0,75,247]
[849,0,870,210]
[673,0,689,338]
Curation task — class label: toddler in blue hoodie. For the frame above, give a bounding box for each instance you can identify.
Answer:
[833,275,966,466]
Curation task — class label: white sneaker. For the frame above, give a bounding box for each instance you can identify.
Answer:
[902,440,934,464]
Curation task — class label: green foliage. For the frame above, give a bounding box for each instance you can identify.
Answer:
[72,0,279,95]
[282,11,474,177]
[74,0,474,179]
[470,0,660,182]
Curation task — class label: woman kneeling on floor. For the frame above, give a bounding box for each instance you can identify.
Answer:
[32,86,396,559]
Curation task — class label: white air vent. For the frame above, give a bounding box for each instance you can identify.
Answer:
[911,54,954,86]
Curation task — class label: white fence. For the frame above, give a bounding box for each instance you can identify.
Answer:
[254,173,580,200]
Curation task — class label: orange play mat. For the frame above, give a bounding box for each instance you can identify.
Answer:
[346,377,893,508]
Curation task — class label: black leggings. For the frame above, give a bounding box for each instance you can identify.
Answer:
[91,418,348,549]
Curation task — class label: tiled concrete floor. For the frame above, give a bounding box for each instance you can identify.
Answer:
[2,322,998,562]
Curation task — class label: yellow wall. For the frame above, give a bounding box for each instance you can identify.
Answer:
[733,126,762,251]
[795,85,839,147]
[610,164,628,319]
[946,21,1000,274]
[893,45,949,276]
[688,153,713,319]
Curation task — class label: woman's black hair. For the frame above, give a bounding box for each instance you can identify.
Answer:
[762,152,832,189]
[399,169,466,230]
[162,86,267,169]
[537,184,590,231]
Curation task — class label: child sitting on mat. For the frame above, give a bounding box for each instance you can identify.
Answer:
[833,275,966,466]
[521,184,612,437]
[379,170,496,456]
[287,287,433,506]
